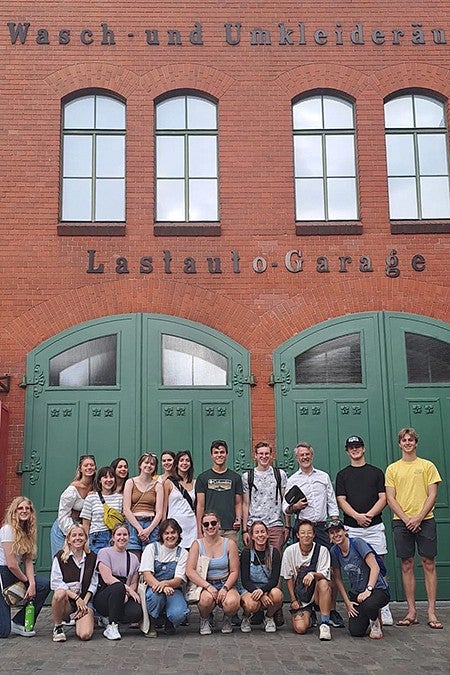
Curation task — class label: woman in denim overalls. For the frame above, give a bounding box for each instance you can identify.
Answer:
[140,518,189,635]
[240,521,283,633]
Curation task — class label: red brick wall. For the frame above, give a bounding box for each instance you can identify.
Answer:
[1,1,449,511]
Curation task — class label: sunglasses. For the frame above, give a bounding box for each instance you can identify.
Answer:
[202,520,218,528]
[142,453,157,459]
[80,455,96,462]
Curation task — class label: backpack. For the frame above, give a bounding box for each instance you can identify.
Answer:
[333,538,387,577]
[294,542,321,605]
[248,466,283,504]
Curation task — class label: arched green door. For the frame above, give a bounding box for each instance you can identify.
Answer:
[273,312,450,600]
[23,314,252,574]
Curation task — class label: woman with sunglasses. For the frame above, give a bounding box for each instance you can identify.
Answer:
[0,497,50,638]
[123,453,163,560]
[50,523,97,642]
[164,451,197,549]
[239,521,283,633]
[110,458,129,495]
[80,466,124,554]
[50,455,97,558]
[186,512,240,635]
[157,451,176,485]
[93,524,142,640]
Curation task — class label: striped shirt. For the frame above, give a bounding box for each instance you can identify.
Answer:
[80,492,123,533]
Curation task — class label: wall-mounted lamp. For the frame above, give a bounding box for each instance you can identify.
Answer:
[0,375,11,394]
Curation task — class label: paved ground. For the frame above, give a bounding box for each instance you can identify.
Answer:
[1,603,449,674]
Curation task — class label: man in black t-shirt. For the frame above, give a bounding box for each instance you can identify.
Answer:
[335,435,393,625]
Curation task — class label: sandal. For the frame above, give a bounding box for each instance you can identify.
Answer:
[396,617,419,626]
[427,620,443,630]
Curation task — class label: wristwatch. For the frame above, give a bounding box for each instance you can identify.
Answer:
[366,585,373,592]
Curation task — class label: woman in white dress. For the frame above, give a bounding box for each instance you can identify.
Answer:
[164,451,196,549]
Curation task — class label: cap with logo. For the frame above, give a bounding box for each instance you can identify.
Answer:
[345,435,364,448]
[325,519,346,531]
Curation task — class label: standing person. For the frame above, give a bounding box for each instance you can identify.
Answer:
[165,450,197,549]
[385,427,443,629]
[123,453,164,561]
[282,442,344,628]
[240,521,283,633]
[0,497,50,638]
[328,520,389,639]
[140,518,189,637]
[110,457,129,494]
[50,455,96,558]
[195,440,243,545]
[80,466,124,554]
[186,512,240,635]
[335,435,393,625]
[280,519,332,640]
[157,451,176,485]
[50,524,98,642]
[93,524,142,640]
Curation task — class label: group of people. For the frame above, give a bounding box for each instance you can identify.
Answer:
[0,427,442,643]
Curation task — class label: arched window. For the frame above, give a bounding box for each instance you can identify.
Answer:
[384,93,450,220]
[61,93,126,222]
[155,94,218,222]
[293,94,358,221]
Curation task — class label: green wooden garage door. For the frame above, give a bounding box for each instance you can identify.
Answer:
[22,314,252,575]
[273,312,450,600]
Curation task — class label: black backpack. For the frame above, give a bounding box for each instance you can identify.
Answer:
[248,466,283,504]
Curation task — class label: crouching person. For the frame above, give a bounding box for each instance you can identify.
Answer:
[328,520,389,639]
[281,519,332,640]
[139,518,189,637]
[50,524,97,642]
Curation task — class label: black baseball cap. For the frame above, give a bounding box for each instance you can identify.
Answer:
[345,435,364,448]
[325,520,345,531]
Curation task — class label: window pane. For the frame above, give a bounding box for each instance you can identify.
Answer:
[62,179,92,220]
[294,136,323,177]
[156,136,184,177]
[293,98,322,130]
[295,178,324,220]
[386,135,415,176]
[420,177,450,218]
[388,177,418,219]
[49,335,117,386]
[418,135,448,175]
[326,136,355,176]
[63,136,93,177]
[327,178,357,219]
[96,136,125,177]
[189,179,218,220]
[156,98,185,129]
[96,96,125,129]
[323,97,354,129]
[414,96,445,128]
[406,333,450,383]
[189,136,217,177]
[64,96,95,129]
[95,179,125,221]
[187,97,217,129]
[162,335,227,386]
[295,333,362,384]
[384,97,414,128]
[156,179,185,220]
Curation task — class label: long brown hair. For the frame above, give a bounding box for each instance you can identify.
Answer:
[3,496,37,558]
[249,520,272,571]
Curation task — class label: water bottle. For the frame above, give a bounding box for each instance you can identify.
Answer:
[24,601,35,632]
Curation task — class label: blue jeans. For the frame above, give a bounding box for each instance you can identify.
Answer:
[146,587,188,627]
[0,566,50,638]
[89,530,111,554]
[50,521,65,558]
[127,518,159,552]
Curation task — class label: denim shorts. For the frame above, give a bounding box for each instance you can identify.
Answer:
[207,577,245,596]
[127,517,159,551]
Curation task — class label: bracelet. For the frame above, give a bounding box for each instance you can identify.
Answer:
[74,594,80,601]
[242,530,248,534]
[223,584,229,592]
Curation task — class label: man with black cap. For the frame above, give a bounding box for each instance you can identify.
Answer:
[335,435,393,625]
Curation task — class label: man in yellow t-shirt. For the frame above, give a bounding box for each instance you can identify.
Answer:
[385,427,442,629]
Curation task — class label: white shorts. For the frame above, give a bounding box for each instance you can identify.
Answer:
[345,522,387,555]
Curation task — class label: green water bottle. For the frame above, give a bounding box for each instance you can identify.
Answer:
[24,601,35,632]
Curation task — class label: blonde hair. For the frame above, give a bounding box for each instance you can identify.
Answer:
[60,523,90,563]
[3,496,37,558]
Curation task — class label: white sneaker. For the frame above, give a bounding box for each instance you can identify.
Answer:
[52,625,67,642]
[199,618,212,635]
[11,621,35,638]
[319,623,332,641]
[264,617,276,633]
[380,605,394,626]
[103,622,121,640]
[369,618,383,639]
[240,616,252,633]
[221,616,233,634]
